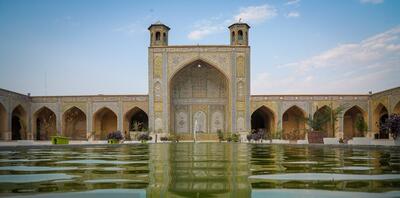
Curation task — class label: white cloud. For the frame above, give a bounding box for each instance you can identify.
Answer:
[286,0,301,6]
[252,26,400,94]
[360,0,384,4]
[187,17,226,40]
[286,11,300,18]
[187,4,276,40]
[234,4,277,24]
[113,14,156,35]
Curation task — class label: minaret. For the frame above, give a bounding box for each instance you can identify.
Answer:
[148,21,170,47]
[229,21,250,46]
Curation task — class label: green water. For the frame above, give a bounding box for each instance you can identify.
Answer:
[0,143,400,198]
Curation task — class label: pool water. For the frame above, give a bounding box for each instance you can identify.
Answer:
[0,143,400,198]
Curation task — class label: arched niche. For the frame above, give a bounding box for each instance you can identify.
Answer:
[251,106,275,138]
[343,106,366,139]
[124,107,148,133]
[374,103,389,139]
[93,107,117,140]
[313,105,334,137]
[282,106,306,140]
[33,107,57,140]
[11,105,27,140]
[63,106,87,140]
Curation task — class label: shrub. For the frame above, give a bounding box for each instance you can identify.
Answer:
[231,134,240,142]
[246,134,252,141]
[217,130,224,142]
[106,131,123,141]
[247,129,264,142]
[137,133,152,142]
[160,136,169,141]
[382,114,400,140]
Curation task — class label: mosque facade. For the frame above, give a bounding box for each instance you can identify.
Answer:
[0,22,399,141]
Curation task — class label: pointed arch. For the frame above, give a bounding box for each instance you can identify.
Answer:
[63,106,87,140]
[238,30,243,40]
[124,106,148,133]
[0,102,7,140]
[33,106,57,140]
[251,105,276,138]
[282,105,306,140]
[11,105,27,140]
[313,105,334,137]
[155,31,161,41]
[169,59,228,134]
[373,103,389,139]
[343,105,366,139]
[394,100,400,114]
[93,107,117,140]
[169,58,230,83]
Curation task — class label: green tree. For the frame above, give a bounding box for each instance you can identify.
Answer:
[355,115,368,136]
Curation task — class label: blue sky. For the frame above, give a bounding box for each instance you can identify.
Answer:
[0,0,399,96]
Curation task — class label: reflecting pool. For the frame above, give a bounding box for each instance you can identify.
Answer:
[0,143,400,197]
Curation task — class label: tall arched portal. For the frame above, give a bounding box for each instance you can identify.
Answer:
[282,106,306,140]
[63,107,87,140]
[169,60,228,135]
[314,105,334,137]
[343,106,365,139]
[93,107,117,140]
[33,107,57,140]
[11,105,27,140]
[251,106,275,138]
[0,103,7,140]
[124,107,148,132]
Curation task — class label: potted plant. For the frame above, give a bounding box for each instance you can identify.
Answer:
[382,114,400,143]
[107,131,123,144]
[306,113,328,143]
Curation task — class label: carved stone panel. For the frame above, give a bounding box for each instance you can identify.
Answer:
[154,117,163,133]
[236,56,245,78]
[193,111,207,133]
[154,82,162,101]
[236,117,245,132]
[237,81,245,101]
[175,111,189,133]
[153,55,162,78]
[211,110,224,133]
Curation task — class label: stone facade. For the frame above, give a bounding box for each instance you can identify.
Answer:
[0,22,399,141]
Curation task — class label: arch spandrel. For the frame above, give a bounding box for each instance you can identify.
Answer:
[92,102,119,116]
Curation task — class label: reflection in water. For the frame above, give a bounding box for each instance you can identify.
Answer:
[0,143,399,197]
[147,143,251,197]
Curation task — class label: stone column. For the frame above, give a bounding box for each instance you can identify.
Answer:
[5,109,12,140]
[56,101,62,136]
[117,100,123,131]
[87,102,93,141]
[277,102,283,139]
[338,112,344,138]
